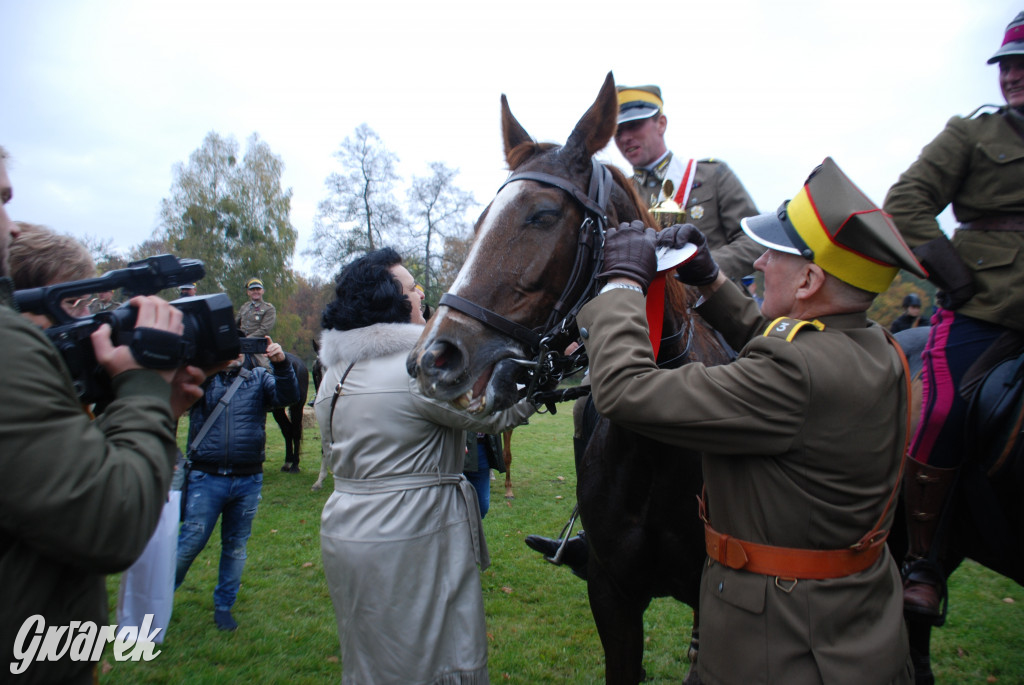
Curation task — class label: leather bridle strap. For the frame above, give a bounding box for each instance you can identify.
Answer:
[438,293,543,349]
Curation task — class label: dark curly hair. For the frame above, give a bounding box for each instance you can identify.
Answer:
[321,247,414,331]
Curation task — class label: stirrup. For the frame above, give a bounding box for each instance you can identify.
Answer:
[547,504,579,566]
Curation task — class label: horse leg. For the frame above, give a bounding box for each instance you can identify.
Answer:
[502,429,514,499]
[587,570,648,685]
[311,448,330,492]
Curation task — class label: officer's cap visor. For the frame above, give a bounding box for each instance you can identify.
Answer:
[740,211,802,256]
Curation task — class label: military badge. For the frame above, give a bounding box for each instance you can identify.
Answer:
[690,205,705,220]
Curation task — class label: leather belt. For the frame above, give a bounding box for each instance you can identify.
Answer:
[702,518,886,579]
[961,215,1024,232]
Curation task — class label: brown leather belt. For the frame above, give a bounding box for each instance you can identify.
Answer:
[961,215,1024,232]
[702,519,887,579]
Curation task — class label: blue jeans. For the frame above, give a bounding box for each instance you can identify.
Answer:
[464,446,490,518]
[175,470,263,610]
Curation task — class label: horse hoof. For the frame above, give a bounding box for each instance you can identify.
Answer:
[311,482,323,492]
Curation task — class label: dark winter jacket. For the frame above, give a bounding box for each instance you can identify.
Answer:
[186,357,299,474]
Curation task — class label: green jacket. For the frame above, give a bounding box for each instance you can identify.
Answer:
[884,107,1024,331]
[0,280,176,684]
[577,282,912,685]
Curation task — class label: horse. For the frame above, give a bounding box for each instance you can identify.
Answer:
[271,351,309,472]
[408,72,731,684]
[890,326,1024,685]
[498,428,515,499]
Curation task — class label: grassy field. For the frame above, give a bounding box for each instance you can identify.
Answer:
[101,408,1023,683]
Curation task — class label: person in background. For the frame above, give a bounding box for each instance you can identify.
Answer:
[579,157,919,683]
[889,293,924,334]
[236,277,276,337]
[464,432,501,518]
[315,247,535,684]
[179,282,197,297]
[882,11,1024,623]
[741,274,763,307]
[0,145,209,683]
[89,287,121,314]
[175,337,299,631]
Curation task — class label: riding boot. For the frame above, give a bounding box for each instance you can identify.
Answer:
[901,458,957,625]
[524,532,589,580]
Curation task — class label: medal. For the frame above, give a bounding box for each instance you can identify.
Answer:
[690,205,705,220]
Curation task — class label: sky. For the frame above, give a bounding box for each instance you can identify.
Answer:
[3,0,1018,278]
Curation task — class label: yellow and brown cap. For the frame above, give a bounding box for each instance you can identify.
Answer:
[616,85,663,125]
[246,277,264,290]
[740,157,926,293]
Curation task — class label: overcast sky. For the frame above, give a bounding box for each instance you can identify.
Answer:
[3,0,1018,278]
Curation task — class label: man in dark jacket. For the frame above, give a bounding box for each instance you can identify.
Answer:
[175,337,299,631]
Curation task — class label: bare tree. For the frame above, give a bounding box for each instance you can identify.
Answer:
[408,162,476,302]
[310,124,405,274]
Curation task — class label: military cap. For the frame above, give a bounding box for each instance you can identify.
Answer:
[246,278,264,290]
[740,157,926,293]
[179,283,197,291]
[616,85,663,125]
[988,11,1024,64]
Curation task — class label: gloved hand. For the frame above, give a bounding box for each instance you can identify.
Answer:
[656,223,720,286]
[598,220,657,292]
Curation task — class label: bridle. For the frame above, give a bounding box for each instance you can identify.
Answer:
[438,158,613,399]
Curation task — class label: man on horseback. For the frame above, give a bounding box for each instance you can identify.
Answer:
[577,157,924,683]
[527,82,763,573]
[883,11,1024,624]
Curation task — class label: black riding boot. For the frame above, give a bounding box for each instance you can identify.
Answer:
[524,531,589,580]
[901,458,957,625]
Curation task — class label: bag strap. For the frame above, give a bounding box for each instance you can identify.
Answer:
[187,368,251,457]
[328,362,356,444]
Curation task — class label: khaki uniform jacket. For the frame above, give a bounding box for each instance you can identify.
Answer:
[633,155,763,280]
[0,280,176,684]
[315,323,534,684]
[236,299,277,337]
[884,108,1024,331]
[577,282,912,685]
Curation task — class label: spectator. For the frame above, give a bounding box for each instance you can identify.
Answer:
[175,337,299,631]
[0,145,208,683]
[89,288,121,313]
[314,247,534,683]
[889,293,924,334]
[178,282,197,297]
[464,432,501,518]
[9,222,95,323]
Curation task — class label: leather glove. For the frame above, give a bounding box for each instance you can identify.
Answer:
[656,223,720,286]
[598,220,657,292]
[912,236,976,310]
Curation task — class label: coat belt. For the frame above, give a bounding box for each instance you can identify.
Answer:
[961,214,1024,232]
[702,520,886,579]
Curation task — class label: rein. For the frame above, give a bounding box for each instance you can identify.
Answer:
[439,159,613,399]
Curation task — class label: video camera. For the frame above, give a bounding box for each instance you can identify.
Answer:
[14,254,247,404]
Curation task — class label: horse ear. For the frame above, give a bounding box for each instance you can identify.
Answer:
[501,94,533,163]
[561,72,618,169]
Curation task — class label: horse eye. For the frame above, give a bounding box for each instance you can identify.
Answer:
[526,209,561,227]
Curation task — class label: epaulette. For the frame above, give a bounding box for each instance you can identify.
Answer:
[762,317,825,341]
[966,104,1003,119]
[698,157,717,163]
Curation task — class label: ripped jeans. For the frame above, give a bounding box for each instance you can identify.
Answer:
[175,470,263,611]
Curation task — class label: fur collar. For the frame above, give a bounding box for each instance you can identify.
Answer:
[318,323,424,368]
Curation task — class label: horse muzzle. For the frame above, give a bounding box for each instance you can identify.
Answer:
[407,333,526,414]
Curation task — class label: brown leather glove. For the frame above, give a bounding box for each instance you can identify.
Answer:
[912,236,976,310]
[656,223,720,286]
[597,220,657,292]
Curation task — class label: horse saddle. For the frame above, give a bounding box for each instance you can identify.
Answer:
[967,344,1024,477]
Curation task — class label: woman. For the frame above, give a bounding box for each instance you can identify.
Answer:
[9,222,96,324]
[315,248,534,684]
[883,11,1024,622]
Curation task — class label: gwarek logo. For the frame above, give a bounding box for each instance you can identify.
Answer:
[10,614,162,675]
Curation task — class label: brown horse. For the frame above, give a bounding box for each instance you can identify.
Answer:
[408,72,731,684]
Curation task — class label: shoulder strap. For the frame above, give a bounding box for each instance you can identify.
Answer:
[328,362,356,444]
[762,317,825,341]
[187,368,251,457]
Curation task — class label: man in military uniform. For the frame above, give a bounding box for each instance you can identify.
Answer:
[236,277,276,368]
[89,288,121,314]
[614,84,763,281]
[179,282,197,298]
[578,158,920,684]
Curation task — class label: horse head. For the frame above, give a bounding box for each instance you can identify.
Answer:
[408,72,645,412]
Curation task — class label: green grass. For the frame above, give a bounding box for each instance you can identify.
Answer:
[100,409,1023,683]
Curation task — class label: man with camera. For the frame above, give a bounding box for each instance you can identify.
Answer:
[0,146,209,683]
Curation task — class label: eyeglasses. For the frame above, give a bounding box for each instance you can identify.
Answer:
[60,296,92,317]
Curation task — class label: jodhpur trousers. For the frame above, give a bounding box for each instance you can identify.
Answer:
[176,470,263,611]
[909,309,1005,468]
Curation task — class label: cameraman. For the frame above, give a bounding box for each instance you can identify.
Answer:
[0,146,208,684]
